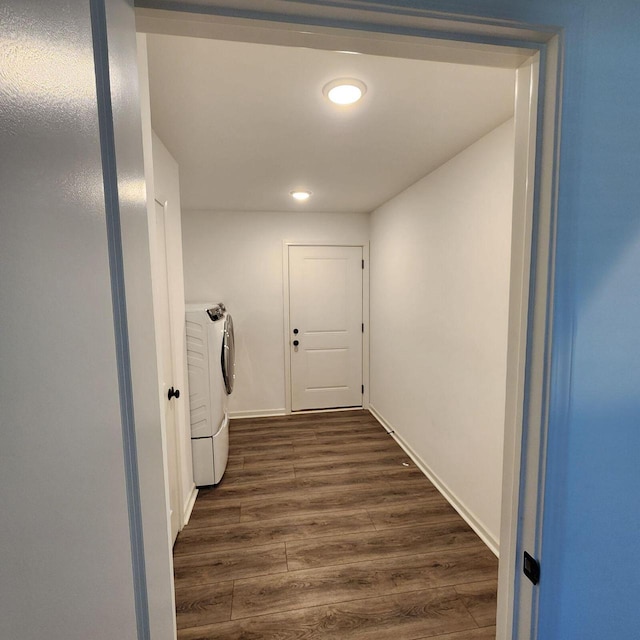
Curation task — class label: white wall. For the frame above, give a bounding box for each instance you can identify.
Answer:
[182,211,369,415]
[369,119,515,551]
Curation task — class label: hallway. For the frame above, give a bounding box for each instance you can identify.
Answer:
[173,411,498,639]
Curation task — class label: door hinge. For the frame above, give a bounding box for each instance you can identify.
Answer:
[362,259,364,269]
[361,384,364,394]
[523,551,540,585]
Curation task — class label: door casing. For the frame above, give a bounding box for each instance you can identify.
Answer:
[151,197,182,544]
[133,4,563,639]
[283,242,371,415]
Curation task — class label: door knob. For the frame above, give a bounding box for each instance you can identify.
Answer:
[293,340,299,347]
[168,387,180,400]
[293,328,299,334]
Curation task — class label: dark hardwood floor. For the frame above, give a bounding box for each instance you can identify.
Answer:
[174,410,498,639]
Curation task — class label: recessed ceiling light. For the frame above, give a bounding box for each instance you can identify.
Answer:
[290,190,311,201]
[323,78,367,105]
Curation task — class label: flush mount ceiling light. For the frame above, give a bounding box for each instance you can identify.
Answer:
[290,190,312,201]
[322,78,367,105]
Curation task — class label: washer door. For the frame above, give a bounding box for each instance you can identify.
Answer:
[221,313,235,395]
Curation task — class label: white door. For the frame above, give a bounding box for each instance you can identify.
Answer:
[289,245,363,411]
[153,199,181,544]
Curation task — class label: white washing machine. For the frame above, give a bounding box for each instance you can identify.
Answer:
[185,303,235,486]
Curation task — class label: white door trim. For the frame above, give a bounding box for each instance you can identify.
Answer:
[151,197,182,543]
[136,34,178,640]
[498,37,563,640]
[134,5,562,639]
[283,241,370,415]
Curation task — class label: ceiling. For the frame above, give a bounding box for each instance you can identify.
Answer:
[145,34,515,213]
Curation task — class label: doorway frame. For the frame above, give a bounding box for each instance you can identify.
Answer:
[282,241,371,415]
[133,3,563,639]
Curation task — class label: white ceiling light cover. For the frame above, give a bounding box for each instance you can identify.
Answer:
[323,78,367,105]
[290,190,312,201]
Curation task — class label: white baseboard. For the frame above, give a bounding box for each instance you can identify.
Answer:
[291,406,364,415]
[230,406,366,419]
[229,408,287,419]
[182,483,198,527]
[368,404,500,558]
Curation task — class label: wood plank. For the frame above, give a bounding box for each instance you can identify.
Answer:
[178,587,477,640]
[293,440,399,457]
[230,424,309,437]
[313,421,384,435]
[285,520,482,571]
[313,421,388,434]
[174,510,376,557]
[173,543,287,586]
[196,471,392,505]
[293,467,420,490]
[454,580,498,628]
[224,455,243,472]
[230,410,373,432]
[230,426,315,438]
[230,432,317,447]
[241,449,297,469]
[183,504,241,530]
[312,431,393,445]
[175,581,233,630]
[231,545,497,619]
[294,453,413,477]
[230,441,296,455]
[194,467,427,508]
[239,482,436,521]
[208,473,300,500]
[231,420,370,437]
[380,466,430,483]
[421,628,497,640]
[219,463,295,485]
[293,449,412,470]
[367,497,460,530]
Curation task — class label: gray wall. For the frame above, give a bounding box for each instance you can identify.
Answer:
[0,1,139,638]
